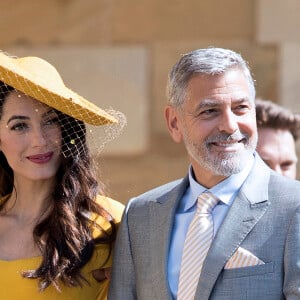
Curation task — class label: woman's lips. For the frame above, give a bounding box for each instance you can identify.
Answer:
[27,152,53,164]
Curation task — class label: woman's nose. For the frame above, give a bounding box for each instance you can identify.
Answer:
[31,128,47,147]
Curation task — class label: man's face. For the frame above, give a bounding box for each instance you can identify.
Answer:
[165,69,257,187]
[257,127,297,179]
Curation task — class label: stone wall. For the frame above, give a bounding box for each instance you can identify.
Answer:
[1,0,299,202]
[257,0,300,181]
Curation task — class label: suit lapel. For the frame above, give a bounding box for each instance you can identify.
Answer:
[195,156,271,299]
[148,177,189,299]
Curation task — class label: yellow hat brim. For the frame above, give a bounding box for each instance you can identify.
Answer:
[0,52,118,126]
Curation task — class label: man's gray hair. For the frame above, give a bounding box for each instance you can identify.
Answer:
[166,47,256,107]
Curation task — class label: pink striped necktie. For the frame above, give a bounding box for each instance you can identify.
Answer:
[177,191,219,300]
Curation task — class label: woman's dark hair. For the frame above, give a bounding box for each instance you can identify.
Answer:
[0,82,14,196]
[0,81,116,290]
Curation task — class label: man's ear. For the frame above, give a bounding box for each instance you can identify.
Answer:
[164,105,183,143]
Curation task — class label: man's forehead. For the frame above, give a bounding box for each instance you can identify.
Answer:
[199,96,252,105]
[187,72,251,94]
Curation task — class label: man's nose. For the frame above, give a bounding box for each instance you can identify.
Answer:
[218,110,239,133]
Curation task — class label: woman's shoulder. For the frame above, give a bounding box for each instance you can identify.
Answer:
[95,195,124,223]
[90,196,125,238]
[90,196,124,239]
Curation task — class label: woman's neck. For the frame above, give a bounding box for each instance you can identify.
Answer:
[3,177,55,222]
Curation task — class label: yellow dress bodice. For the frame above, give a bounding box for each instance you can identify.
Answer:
[0,195,124,300]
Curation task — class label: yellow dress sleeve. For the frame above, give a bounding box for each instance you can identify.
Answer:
[91,195,125,300]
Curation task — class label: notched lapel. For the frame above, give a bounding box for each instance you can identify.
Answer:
[149,177,188,299]
[195,194,270,299]
[195,156,271,299]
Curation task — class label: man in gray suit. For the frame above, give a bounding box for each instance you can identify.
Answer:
[109,47,300,299]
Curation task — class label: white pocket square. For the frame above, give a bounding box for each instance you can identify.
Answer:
[224,247,265,269]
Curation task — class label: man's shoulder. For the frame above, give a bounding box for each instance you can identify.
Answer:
[269,172,300,194]
[129,177,187,207]
[269,170,300,186]
[264,172,300,213]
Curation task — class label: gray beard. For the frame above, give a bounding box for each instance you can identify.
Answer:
[183,131,258,177]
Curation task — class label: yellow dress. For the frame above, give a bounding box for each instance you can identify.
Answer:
[0,195,124,300]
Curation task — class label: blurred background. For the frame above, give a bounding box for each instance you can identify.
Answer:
[2,0,300,203]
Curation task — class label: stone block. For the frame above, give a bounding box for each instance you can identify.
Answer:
[257,0,300,43]
[112,0,253,42]
[0,0,114,44]
[279,43,300,112]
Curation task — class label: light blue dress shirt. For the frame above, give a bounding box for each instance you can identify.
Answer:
[167,155,255,298]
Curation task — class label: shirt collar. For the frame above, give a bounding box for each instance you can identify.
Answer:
[183,154,255,212]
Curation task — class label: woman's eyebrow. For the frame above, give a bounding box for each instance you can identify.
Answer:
[7,115,29,125]
[42,109,58,117]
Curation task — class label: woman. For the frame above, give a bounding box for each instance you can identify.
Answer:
[0,52,124,299]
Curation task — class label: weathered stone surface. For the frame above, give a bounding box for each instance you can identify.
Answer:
[112,0,253,42]
[279,43,300,112]
[257,0,300,43]
[0,0,114,44]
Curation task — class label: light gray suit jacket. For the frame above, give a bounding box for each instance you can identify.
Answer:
[109,156,300,299]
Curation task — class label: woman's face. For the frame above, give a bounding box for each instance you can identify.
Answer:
[0,91,62,182]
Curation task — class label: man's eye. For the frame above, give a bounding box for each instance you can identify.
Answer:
[201,109,217,115]
[234,105,250,112]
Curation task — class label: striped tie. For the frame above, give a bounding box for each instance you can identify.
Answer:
[177,192,218,300]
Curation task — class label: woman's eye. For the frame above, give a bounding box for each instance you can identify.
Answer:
[44,117,60,126]
[11,122,28,131]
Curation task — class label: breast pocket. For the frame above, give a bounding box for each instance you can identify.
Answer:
[222,261,274,279]
[209,262,284,300]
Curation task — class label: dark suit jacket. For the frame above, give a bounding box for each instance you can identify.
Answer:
[109,156,300,299]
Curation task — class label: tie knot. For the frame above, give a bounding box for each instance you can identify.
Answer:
[197,192,218,214]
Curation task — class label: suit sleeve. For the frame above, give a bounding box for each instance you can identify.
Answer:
[283,204,300,299]
[108,199,137,300]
